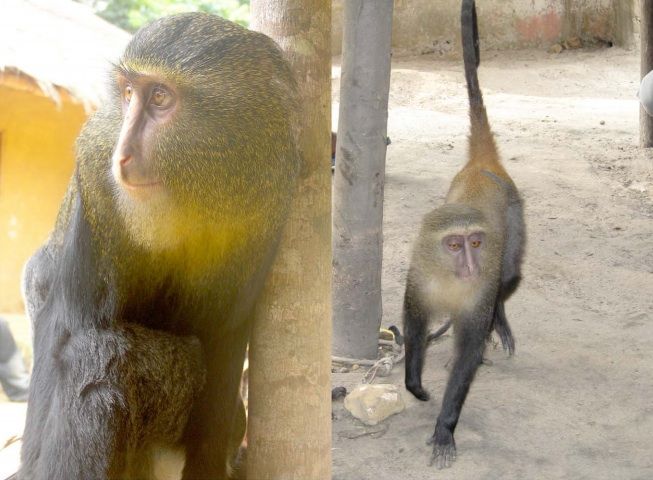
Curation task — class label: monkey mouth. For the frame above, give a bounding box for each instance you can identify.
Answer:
[456,270,480,281]
[117,177,164,200]
[112,163,163,194]
[121,180,163,189]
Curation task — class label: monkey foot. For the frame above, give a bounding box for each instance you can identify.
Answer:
[497,331,515,356]
[494,323,515,355]
[428,436,456,470]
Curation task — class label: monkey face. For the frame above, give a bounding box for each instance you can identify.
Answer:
[75,13,298,255]
[111,72,179,201]
[441,231,485,279]
[106,14,298,214]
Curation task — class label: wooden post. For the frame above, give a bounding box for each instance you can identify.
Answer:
[612,0,634,48]
[641,0,653,147]
[248,2,332,479]
[332,0,394,360]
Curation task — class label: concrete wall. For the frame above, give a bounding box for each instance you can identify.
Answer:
[332,0,633,56]
[0,74,84,311]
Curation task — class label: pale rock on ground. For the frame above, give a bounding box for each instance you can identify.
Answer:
[344,384,406,426]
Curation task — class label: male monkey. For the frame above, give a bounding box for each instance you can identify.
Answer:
[403,0,525,468]
[19,13,298,480]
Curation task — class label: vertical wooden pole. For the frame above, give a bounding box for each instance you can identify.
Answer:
[612,0,634,48]
[248,2,332,479]
[332,0,394,360]
[641,0,653,147]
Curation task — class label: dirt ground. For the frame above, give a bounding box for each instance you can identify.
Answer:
[1,46,652,479]
[331,46,653,480]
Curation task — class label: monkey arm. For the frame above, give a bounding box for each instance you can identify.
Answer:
[403,280,431,402]
[20,323,205,480]
[429,305,491,469]
[181,319,249,480]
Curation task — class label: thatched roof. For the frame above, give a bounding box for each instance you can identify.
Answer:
[0,0,131,111]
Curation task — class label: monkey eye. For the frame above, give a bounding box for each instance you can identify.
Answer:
[124,84,133,103]
[443,235,464,253]
[150,86,172,108]
[471,240,482,248]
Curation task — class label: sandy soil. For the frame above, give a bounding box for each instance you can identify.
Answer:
[331,47,653,480]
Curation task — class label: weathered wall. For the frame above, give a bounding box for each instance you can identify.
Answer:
[0,75,84,311]
[332,0,631,56]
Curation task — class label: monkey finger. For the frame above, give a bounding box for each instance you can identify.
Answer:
[407,384,430,401]
[429,443,457,469]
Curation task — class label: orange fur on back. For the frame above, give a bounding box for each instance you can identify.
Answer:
[446,104,513,216]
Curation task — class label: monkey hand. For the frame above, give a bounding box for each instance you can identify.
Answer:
[427,426,456,469]
[406,382,430,401]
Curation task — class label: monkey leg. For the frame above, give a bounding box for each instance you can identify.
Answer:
[403,290,430,401]
[429,314,487,469]
[494,186,523,356]
[492,299,515,355]
[119,325,206,478]
[21,325,204,480]
[181,324,249,480]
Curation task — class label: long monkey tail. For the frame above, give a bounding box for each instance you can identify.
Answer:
[461,0,498,162]
[461,0,481,108]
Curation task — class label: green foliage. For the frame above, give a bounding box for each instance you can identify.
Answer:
[77,0,250,32]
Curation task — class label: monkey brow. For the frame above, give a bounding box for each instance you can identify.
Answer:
[114,61,128,74]
[114,62,140,80]
[113,61,183,86]
[114,62,156,81]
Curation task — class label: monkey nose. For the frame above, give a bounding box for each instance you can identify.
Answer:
[464,251,476,275]
[119,155,133,166]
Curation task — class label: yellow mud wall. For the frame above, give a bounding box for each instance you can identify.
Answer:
[0,82,86,312]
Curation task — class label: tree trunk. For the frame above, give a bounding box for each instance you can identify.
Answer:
[332,0,394,360]
[248,2,332,479]
[641,0,653,147]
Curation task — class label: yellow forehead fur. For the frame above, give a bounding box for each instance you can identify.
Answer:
[118,61,186,87]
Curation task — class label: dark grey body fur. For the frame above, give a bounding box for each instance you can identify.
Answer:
[402,0,525,468]
[18,12,298,480]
